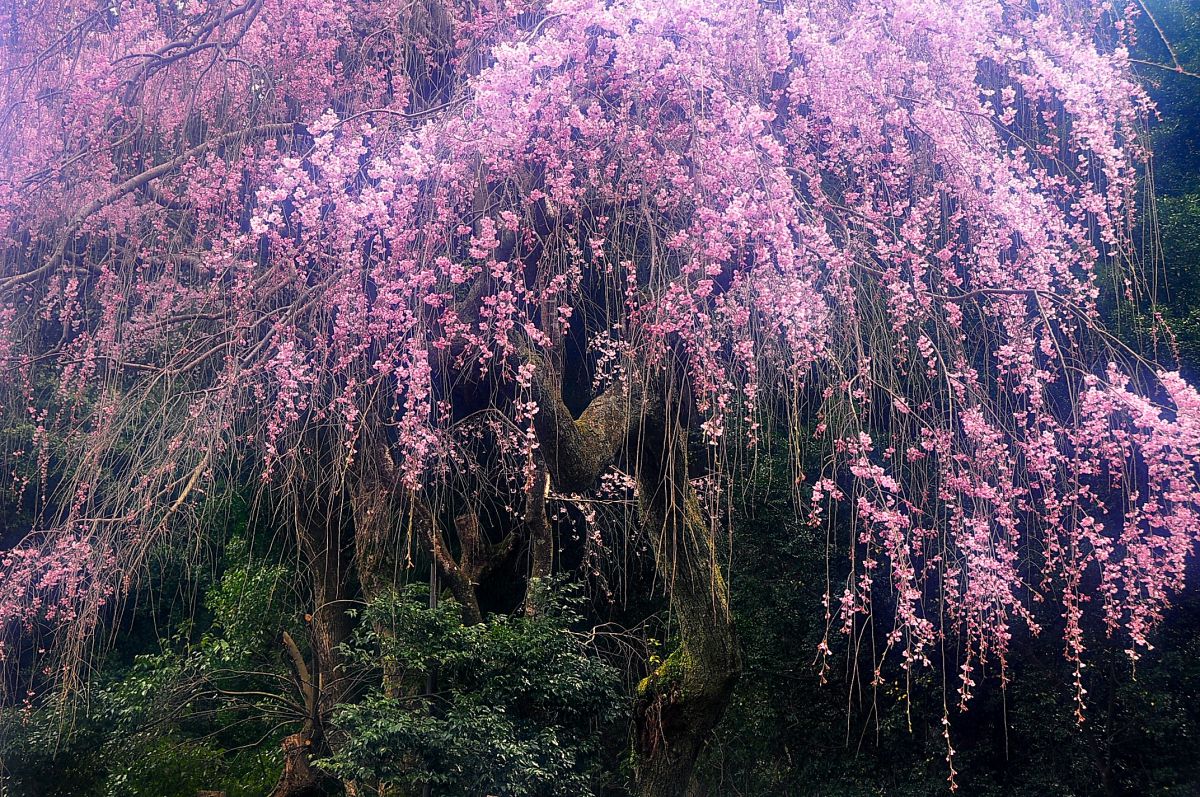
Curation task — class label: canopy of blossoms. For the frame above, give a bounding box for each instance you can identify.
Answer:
[0,0,1197,735]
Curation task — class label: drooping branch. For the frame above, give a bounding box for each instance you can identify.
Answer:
[1,122,305,292]
[1,4,1194,795]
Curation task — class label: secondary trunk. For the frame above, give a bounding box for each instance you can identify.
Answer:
[632,410,741,797]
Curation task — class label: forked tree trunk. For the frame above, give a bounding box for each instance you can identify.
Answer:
[271,632,324,797]
[528,358,740,795]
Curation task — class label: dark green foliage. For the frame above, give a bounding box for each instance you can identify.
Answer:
[1136,1,1200,199]
[2,677,277,797]
[1134,1,1200,377]
[322,584,625,796]
[0,532,296,797]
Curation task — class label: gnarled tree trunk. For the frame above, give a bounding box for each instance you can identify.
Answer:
[529,362,740,796]
[632,408,741,797]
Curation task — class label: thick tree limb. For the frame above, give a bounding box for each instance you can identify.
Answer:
[528,358,642,493]
[281,631,317,730]
[523,462,553,615]
[632,397,740,797]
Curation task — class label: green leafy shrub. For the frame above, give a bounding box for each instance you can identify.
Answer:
[323,584,624,796]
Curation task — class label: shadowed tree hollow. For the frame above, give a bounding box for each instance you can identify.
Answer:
[0,0,1199,795]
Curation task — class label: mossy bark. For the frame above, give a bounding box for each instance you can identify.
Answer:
[528,363,740,796]
[633,432,741,797]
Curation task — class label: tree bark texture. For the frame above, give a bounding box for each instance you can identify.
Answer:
[630,397,741,797]
[529,366,740,796]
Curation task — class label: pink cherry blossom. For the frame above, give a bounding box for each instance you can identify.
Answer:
[0,0,1194,757]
